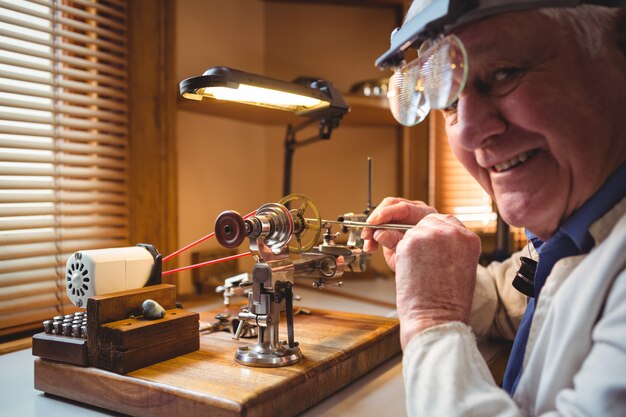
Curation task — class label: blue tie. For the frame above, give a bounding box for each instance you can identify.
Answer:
[501,233,580,395]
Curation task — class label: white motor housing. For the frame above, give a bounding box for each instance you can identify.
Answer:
[65,246,155,307]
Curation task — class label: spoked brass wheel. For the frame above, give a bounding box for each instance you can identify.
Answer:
[279,193,322,253]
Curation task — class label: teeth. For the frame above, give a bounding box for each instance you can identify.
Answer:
[493,150,534,172]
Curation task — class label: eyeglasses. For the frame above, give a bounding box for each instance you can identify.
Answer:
[387,35,468,126]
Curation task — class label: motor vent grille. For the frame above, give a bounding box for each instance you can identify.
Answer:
[66,261,91,298]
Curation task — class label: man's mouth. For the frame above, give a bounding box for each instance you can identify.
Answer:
[491,149,539,173]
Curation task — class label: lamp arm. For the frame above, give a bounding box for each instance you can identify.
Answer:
[282,116,342,197]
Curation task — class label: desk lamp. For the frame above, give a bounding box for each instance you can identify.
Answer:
[179,66,350,196]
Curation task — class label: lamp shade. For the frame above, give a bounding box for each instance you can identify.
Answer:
[179,66,348,119]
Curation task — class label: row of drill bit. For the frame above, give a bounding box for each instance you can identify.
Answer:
[43,311,87,339]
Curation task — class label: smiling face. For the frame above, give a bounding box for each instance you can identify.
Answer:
[443,10,626,240]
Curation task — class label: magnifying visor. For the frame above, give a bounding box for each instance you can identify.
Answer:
[388,34,467,126]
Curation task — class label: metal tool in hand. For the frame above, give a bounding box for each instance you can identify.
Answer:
[314,218,415,232]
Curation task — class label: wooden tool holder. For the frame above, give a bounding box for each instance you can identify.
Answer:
[32,332,88,366]
[32,284,199,374]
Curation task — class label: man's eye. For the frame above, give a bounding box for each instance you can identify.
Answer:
[491,67,526,96]
[441,100,459,125]
[494,67,522,81]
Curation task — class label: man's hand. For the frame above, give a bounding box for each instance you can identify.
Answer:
[362,198,481,349]
[362,197,437,271]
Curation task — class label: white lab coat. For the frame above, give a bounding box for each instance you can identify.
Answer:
[402,197,626,416]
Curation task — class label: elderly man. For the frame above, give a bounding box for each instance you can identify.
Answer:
[364,0,626,415]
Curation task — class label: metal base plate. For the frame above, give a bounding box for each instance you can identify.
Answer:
[235,342,302,367]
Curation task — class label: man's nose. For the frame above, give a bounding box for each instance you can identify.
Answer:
[453,89,507,151]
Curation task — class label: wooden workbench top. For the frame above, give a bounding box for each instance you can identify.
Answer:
[35,307,400,417]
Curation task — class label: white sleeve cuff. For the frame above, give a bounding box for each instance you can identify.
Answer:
[402,321,519,417]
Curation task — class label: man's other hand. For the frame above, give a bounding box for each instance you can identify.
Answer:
[362,198,481,349]
[394,213,481,348]
[361,197,437,271]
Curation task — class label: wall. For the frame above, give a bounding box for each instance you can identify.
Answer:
[175,0,399,294]
[263,2,395,92]
[176,0,267,79]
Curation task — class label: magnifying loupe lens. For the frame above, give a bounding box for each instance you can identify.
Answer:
[387,65,431,126]
[420,35,468,109]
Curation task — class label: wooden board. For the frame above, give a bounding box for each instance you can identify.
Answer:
[35,307,400,417]
[97,308,199,374]
[87,284,177,366]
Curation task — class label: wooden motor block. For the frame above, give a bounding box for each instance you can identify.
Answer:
[86,284,199,373]
[86,284,177,365]
[97,308,199,374]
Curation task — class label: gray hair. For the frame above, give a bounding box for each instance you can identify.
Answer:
[539,5,618,58]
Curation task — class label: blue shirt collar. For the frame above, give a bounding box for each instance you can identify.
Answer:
[527,160,626,254]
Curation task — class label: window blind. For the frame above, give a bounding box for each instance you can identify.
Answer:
[0,0,128,337]
[430,112,497,233]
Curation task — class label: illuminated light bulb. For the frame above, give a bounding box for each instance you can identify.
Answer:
[202,85,323,108]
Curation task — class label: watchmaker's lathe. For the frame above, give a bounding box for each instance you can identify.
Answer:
[213,193,370,367]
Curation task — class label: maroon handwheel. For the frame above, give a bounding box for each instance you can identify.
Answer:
[215,210,246,248]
